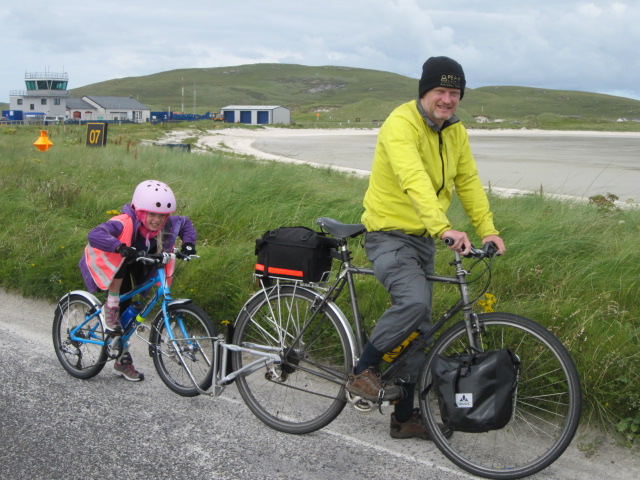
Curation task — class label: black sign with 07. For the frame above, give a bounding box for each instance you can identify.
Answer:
[86,123,108,147]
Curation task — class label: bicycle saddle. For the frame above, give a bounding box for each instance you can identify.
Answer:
[316,217,366,239]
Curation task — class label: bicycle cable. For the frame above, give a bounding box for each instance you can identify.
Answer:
[464,256,494,306]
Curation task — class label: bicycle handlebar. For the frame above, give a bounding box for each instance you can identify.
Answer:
[133,249,199,264]
[443,238,499,259]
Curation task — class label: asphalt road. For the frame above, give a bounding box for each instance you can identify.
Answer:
[1,289,639,480]
[252,130,640,202]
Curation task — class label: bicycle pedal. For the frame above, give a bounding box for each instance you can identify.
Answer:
[346,392,376,413]
[105,330,122,340]
[105,336,124,359]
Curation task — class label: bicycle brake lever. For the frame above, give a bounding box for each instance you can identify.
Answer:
[482,241,500,257]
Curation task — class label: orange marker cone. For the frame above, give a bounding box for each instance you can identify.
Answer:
[34,130,53,151]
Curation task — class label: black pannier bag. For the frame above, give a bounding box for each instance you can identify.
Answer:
[431,348,520,433]
[255,226,338,283]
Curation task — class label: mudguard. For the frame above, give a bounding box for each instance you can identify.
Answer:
[167,299,193,308]
[57,290,104,323]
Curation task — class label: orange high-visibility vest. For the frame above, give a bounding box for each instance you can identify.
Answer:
[83,214,134,290]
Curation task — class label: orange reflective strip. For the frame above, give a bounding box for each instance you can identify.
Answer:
[268,266,304,278]
[256,266,304,278]
[255,264,304,278]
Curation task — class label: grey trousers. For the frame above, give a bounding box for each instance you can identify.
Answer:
[365,230,436,383]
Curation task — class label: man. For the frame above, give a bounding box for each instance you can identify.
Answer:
[346,56,506,439]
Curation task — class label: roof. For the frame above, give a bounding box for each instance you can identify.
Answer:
[66,98,95,109]
[83,95,149,110]
[220,105,289,111]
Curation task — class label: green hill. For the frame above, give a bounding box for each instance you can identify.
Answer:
[462,85,640,122]
[6,63,640,128]
[69,63,417,115]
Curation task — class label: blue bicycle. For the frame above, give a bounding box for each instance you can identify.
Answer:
[53,250,217,397]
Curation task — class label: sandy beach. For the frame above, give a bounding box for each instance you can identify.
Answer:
[160,127,640,205]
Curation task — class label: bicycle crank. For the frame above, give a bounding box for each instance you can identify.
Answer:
[105,334,124,360]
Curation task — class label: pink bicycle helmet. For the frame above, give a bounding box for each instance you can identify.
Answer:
[131,180,176,214]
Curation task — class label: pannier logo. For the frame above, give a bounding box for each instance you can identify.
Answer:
[455,393,473,408]
[440,74,462,89]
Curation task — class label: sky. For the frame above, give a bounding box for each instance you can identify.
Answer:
[2,0,640,103]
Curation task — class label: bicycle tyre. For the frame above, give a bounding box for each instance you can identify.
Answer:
[418,312,582,480]
[150,302,217,397]
[233,284,353,434]
[52,293,107,379]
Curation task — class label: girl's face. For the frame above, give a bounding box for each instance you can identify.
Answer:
[145,212,168,231]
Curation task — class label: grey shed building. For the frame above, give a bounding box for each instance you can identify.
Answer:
[220,105,290,125]
[67,95,150,123]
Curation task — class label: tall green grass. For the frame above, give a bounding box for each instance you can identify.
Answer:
[1,123,639,439]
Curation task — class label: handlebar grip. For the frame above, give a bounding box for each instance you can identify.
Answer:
[483,241,499,256]
[443,236,472,252]
[444,237,500,258]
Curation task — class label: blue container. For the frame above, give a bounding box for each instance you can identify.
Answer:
[120,302,142,330]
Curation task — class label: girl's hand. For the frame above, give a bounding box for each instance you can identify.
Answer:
[118,244,138,258]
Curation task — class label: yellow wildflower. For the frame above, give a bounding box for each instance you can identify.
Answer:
[477,293,497,313]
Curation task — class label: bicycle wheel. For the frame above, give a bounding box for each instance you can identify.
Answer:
[52,293,107,379]
[233,284,353,434]
[418,312,582,480]
[150,302,217,397]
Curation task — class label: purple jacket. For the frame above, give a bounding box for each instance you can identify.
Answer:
[78,204,197,292]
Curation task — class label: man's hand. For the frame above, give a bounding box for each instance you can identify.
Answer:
[441,230,472,254]
[481,235,506,255]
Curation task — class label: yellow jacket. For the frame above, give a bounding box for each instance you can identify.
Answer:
[362,100,498,239]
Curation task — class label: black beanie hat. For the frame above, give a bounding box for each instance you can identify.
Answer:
[418,56,466,99]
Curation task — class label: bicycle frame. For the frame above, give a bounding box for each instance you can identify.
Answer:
[271,236,483,387]
[66,269,162,349]
[65,260,201,366]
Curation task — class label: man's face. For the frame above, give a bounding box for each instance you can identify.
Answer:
[420,87,461,127]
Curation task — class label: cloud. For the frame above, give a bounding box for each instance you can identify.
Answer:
[2,0,640,102]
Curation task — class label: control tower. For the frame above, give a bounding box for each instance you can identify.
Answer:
[9,71,69,120]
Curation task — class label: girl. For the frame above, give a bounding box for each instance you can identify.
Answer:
[78,180,197,381]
